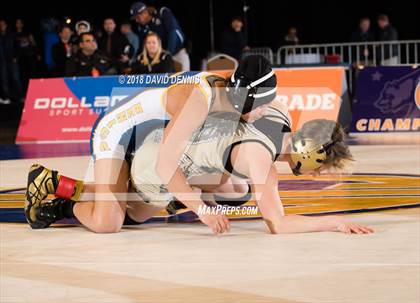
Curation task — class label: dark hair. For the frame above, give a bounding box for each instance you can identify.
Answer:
[378,14,389,22]
[293,119,353,169]
[79,32,95,42]
[359,17,370,23]
[57,24,71,33]
[231,16,243,23]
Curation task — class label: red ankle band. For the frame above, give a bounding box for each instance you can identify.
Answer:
[55,176,76,199]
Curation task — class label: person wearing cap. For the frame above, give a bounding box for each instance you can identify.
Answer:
[130,1,190,71]
[24,55,278,234]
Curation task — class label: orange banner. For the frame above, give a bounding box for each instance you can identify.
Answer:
[216,67,346,131]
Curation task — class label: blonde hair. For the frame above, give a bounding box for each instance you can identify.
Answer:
[293,119,354,170]
[141,32,163,71]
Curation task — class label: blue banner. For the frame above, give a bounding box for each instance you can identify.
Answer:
[351,66,420,133]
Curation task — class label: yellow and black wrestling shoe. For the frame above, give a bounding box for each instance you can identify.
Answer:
[25,164,60,228]
[25,164,83,229]
[35,198,75,228]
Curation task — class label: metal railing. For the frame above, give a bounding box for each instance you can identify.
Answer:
[276,40,420,92]
[242,47,274,63]
[242,41,419,92]
[277,40,420,66]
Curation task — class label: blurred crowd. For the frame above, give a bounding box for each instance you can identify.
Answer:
[0,2,192,104]
[0,0,400,105]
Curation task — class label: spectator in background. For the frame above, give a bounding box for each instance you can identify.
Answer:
[350,18,374,42]
[65,32,113,77]
[131,31,174,74]
[74,20,91,36]
[350,18,375,63]
[98,18,132,74]
[120,21,139,63]
[220,17,249,61]
[282,26,300,46]
[130,2,190,71]
[0,19,23,104]
[40,17,60,72]
[52,25,73,77]
[15,18,39,92]
[70,20,91,53]
[376,14,399,65]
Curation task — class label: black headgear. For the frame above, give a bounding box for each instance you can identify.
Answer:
[226,55,277,114]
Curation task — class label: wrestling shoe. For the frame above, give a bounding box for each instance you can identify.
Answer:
[25,164,83,228]
[34,198,75,229]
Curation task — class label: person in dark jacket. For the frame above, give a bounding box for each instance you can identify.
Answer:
[376,14,399,65]
[350,18,375,43]
[130,2,189,70]
[52,25,73,77]
[282,26,300,47]
[65,32,113,77]
[120,21,139,64]
[350,18,375,63]
[15,18,40,91]
[220,17,249,61]
[0,19,22,104]
[98,18,132,73]
[131,31,174,74]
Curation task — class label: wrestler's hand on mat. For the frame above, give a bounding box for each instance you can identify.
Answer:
[332,217,374,235]
[198,213,230,234]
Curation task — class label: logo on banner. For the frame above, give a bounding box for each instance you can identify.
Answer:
[374,70,420,115]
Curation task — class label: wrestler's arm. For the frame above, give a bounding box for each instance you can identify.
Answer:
[155,84,207,180]
[231,143,373,234]
[155,84,230,234]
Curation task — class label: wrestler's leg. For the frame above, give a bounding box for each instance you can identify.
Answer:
[125,201,165,223]
[72,158,128,233]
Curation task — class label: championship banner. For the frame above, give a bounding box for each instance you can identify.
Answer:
[351,66,420,133]
[16,68,347,143]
